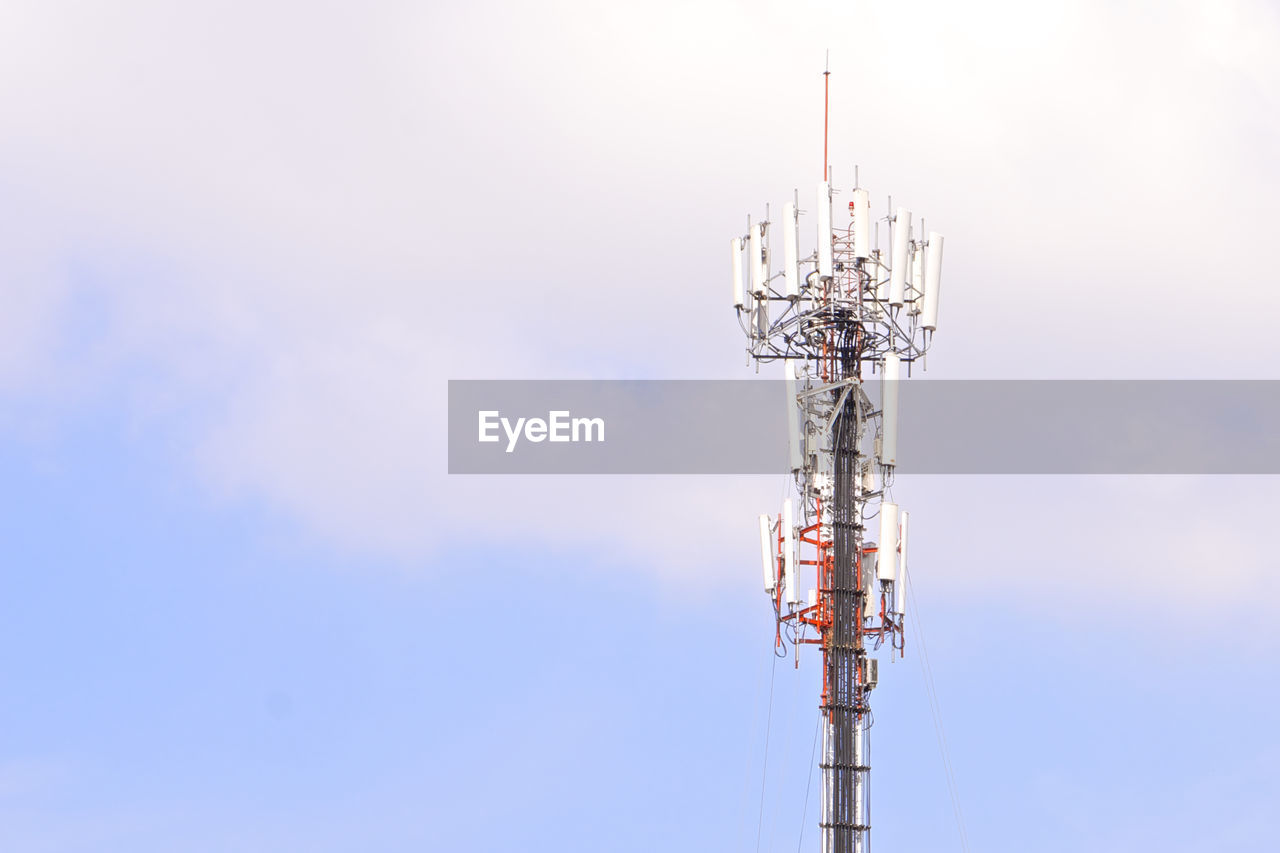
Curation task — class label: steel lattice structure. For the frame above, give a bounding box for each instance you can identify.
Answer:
[732,76,946,852]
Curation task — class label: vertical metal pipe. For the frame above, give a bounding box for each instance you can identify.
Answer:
[827,331,868,853]
[821,718,832,853]
[854,713,865,853]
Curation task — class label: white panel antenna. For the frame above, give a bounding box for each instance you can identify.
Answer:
[785,359,802,473]
[909,242,924,315]
[880,352,900,466]
[888,207,910,307]
[922,232,944,331]
[817,181,834,280]
[877,502,899,580]
[851,188,871,260]
[894,510,909,615]
[759,513,776,593]
[783,498,800,604]
[783,202,800,299]
[862,549,879,620]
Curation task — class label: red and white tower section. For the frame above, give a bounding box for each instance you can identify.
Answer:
[731,107,946,853]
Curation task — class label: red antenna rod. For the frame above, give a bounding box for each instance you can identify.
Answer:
[823,51,831,180]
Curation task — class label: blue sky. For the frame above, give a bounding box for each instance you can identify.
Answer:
[2,1,1280,850]
[4,416,1278,850]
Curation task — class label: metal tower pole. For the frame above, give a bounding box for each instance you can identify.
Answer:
[825,337,871,853]
[731,68,946,849]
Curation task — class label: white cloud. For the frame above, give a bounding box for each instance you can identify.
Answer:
[1,0,1278,610]
[898,475,1280,620]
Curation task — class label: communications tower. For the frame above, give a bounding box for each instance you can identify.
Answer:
[730,70,946,853]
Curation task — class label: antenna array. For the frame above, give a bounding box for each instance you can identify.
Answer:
[731,114,947,853]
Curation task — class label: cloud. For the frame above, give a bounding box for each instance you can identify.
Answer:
[1,0,1278,610]
[897,475,1280,622]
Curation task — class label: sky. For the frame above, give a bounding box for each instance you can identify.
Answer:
[1,1,1278,850]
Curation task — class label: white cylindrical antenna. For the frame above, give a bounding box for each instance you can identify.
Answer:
[878,502,899,580]
[749,223,767,298]
[731,236,744,308]
[783,202,800,299]
[922,231,944,331]
[909,242,924,314]
[888,207,910,306]
[817,181,834,280]
[852,188,871,259]
[784,359,802,473]
[783,498,801,604]
[880,352,900,466]
[759,513,776,593]
[894,510,909,614]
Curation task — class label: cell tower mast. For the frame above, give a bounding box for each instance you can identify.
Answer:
[730,68,946,853]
